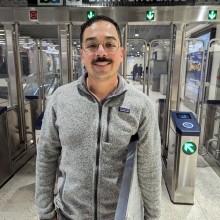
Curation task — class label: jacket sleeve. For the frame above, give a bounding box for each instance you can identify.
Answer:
[137,99,162,220]
[35,93,61,219]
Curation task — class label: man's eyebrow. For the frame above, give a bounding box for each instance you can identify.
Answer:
[84,36,118,42]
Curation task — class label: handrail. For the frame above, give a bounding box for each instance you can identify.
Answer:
[115,138,143,220]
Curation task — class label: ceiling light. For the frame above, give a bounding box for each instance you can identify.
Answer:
[134,30,139,37]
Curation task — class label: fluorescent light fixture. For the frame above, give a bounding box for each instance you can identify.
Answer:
[134,30,139,37]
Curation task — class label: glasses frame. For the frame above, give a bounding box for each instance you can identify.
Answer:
[81,40,120,53]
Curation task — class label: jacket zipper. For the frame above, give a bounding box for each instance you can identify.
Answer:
[94,103,102,220]
[106,107,112,143]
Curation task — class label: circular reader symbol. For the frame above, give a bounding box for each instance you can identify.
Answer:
[182,122,194,129]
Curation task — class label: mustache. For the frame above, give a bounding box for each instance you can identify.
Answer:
[92,57,112,64]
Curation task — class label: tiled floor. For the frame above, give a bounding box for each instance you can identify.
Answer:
[0,79,220,220]
[161,155,220,220]
[0,156,38,220]
[0,155,220,220]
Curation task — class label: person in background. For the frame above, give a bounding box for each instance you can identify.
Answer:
[35,15,161,220]
[138,63,143,79]
[146,65,149,81]
[132,63,138,80]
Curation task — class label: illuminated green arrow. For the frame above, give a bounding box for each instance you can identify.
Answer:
[87,11,96,20]
[146,11,155,21]
[208,10,217,20]
[182,142,197,155]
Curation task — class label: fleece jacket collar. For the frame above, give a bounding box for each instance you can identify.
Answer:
[77,73,128,100]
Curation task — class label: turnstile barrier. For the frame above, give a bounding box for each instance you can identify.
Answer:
[163,111,200,204]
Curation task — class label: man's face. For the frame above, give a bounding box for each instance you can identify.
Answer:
[80,20,124,81]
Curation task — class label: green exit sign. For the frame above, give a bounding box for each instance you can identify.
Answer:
[87,11,96,20]
[146,10,155,21]
[182,142,197,155]
[208,10,217,20]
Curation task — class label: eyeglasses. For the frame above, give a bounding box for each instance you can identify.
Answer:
[82,39,120,53]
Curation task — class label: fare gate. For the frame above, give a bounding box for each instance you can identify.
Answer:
[163,111,200,204]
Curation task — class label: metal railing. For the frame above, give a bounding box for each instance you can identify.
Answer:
[115,138,144,220]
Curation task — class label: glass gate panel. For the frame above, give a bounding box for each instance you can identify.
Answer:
[149,40,170,99]
[71,25,84,81]
[201,39,220,164]
[18,37,41,148]
[0,27,9,107]
[181,40,205,116]
[148,39,170,146]
[19,38,40,97]
[125,25,172,148]
[72,39,83,80]
[206,40,220,100]
[40,39,60,106]
[126,38,147,92]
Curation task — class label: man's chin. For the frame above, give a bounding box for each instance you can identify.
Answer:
[93,72,116,81]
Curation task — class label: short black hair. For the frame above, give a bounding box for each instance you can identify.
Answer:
[80,15,122,46]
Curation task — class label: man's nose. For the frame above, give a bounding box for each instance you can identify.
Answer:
[96,43,107,54]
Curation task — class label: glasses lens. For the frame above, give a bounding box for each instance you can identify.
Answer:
[83,40,119,53]
[83,41,98,52]
[104,40,119,52]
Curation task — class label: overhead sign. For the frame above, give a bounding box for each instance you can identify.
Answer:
[182,142,197,155]
[81,0,193,6]
[146,10,155,21]
[33,0,195,6]
[37,0,63,6]
[66,0,82,6]
[208,10,217,20]
[87,11,96,20]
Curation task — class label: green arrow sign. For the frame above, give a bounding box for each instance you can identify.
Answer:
[182,142,197,155]
[87,11,96,20]
[146,10,155,21]
[208,10,217,20]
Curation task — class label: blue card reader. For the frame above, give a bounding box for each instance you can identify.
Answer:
[171,111,200,136]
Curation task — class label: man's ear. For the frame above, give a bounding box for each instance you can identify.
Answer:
[80,49,84,64]
[120,47,125,62]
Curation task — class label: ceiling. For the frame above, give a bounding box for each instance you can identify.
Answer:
[1,23,210,57]
[14,24,171,57]
[16,24,171,40]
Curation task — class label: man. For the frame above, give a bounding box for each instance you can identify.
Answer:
[35,15,161,220]
[132,63,138,80]
[138,64,143,79]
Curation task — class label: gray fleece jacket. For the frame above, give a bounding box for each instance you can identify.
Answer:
[35,74,162,220]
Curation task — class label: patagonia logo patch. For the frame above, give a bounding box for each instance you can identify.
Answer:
[118,107,130,113]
